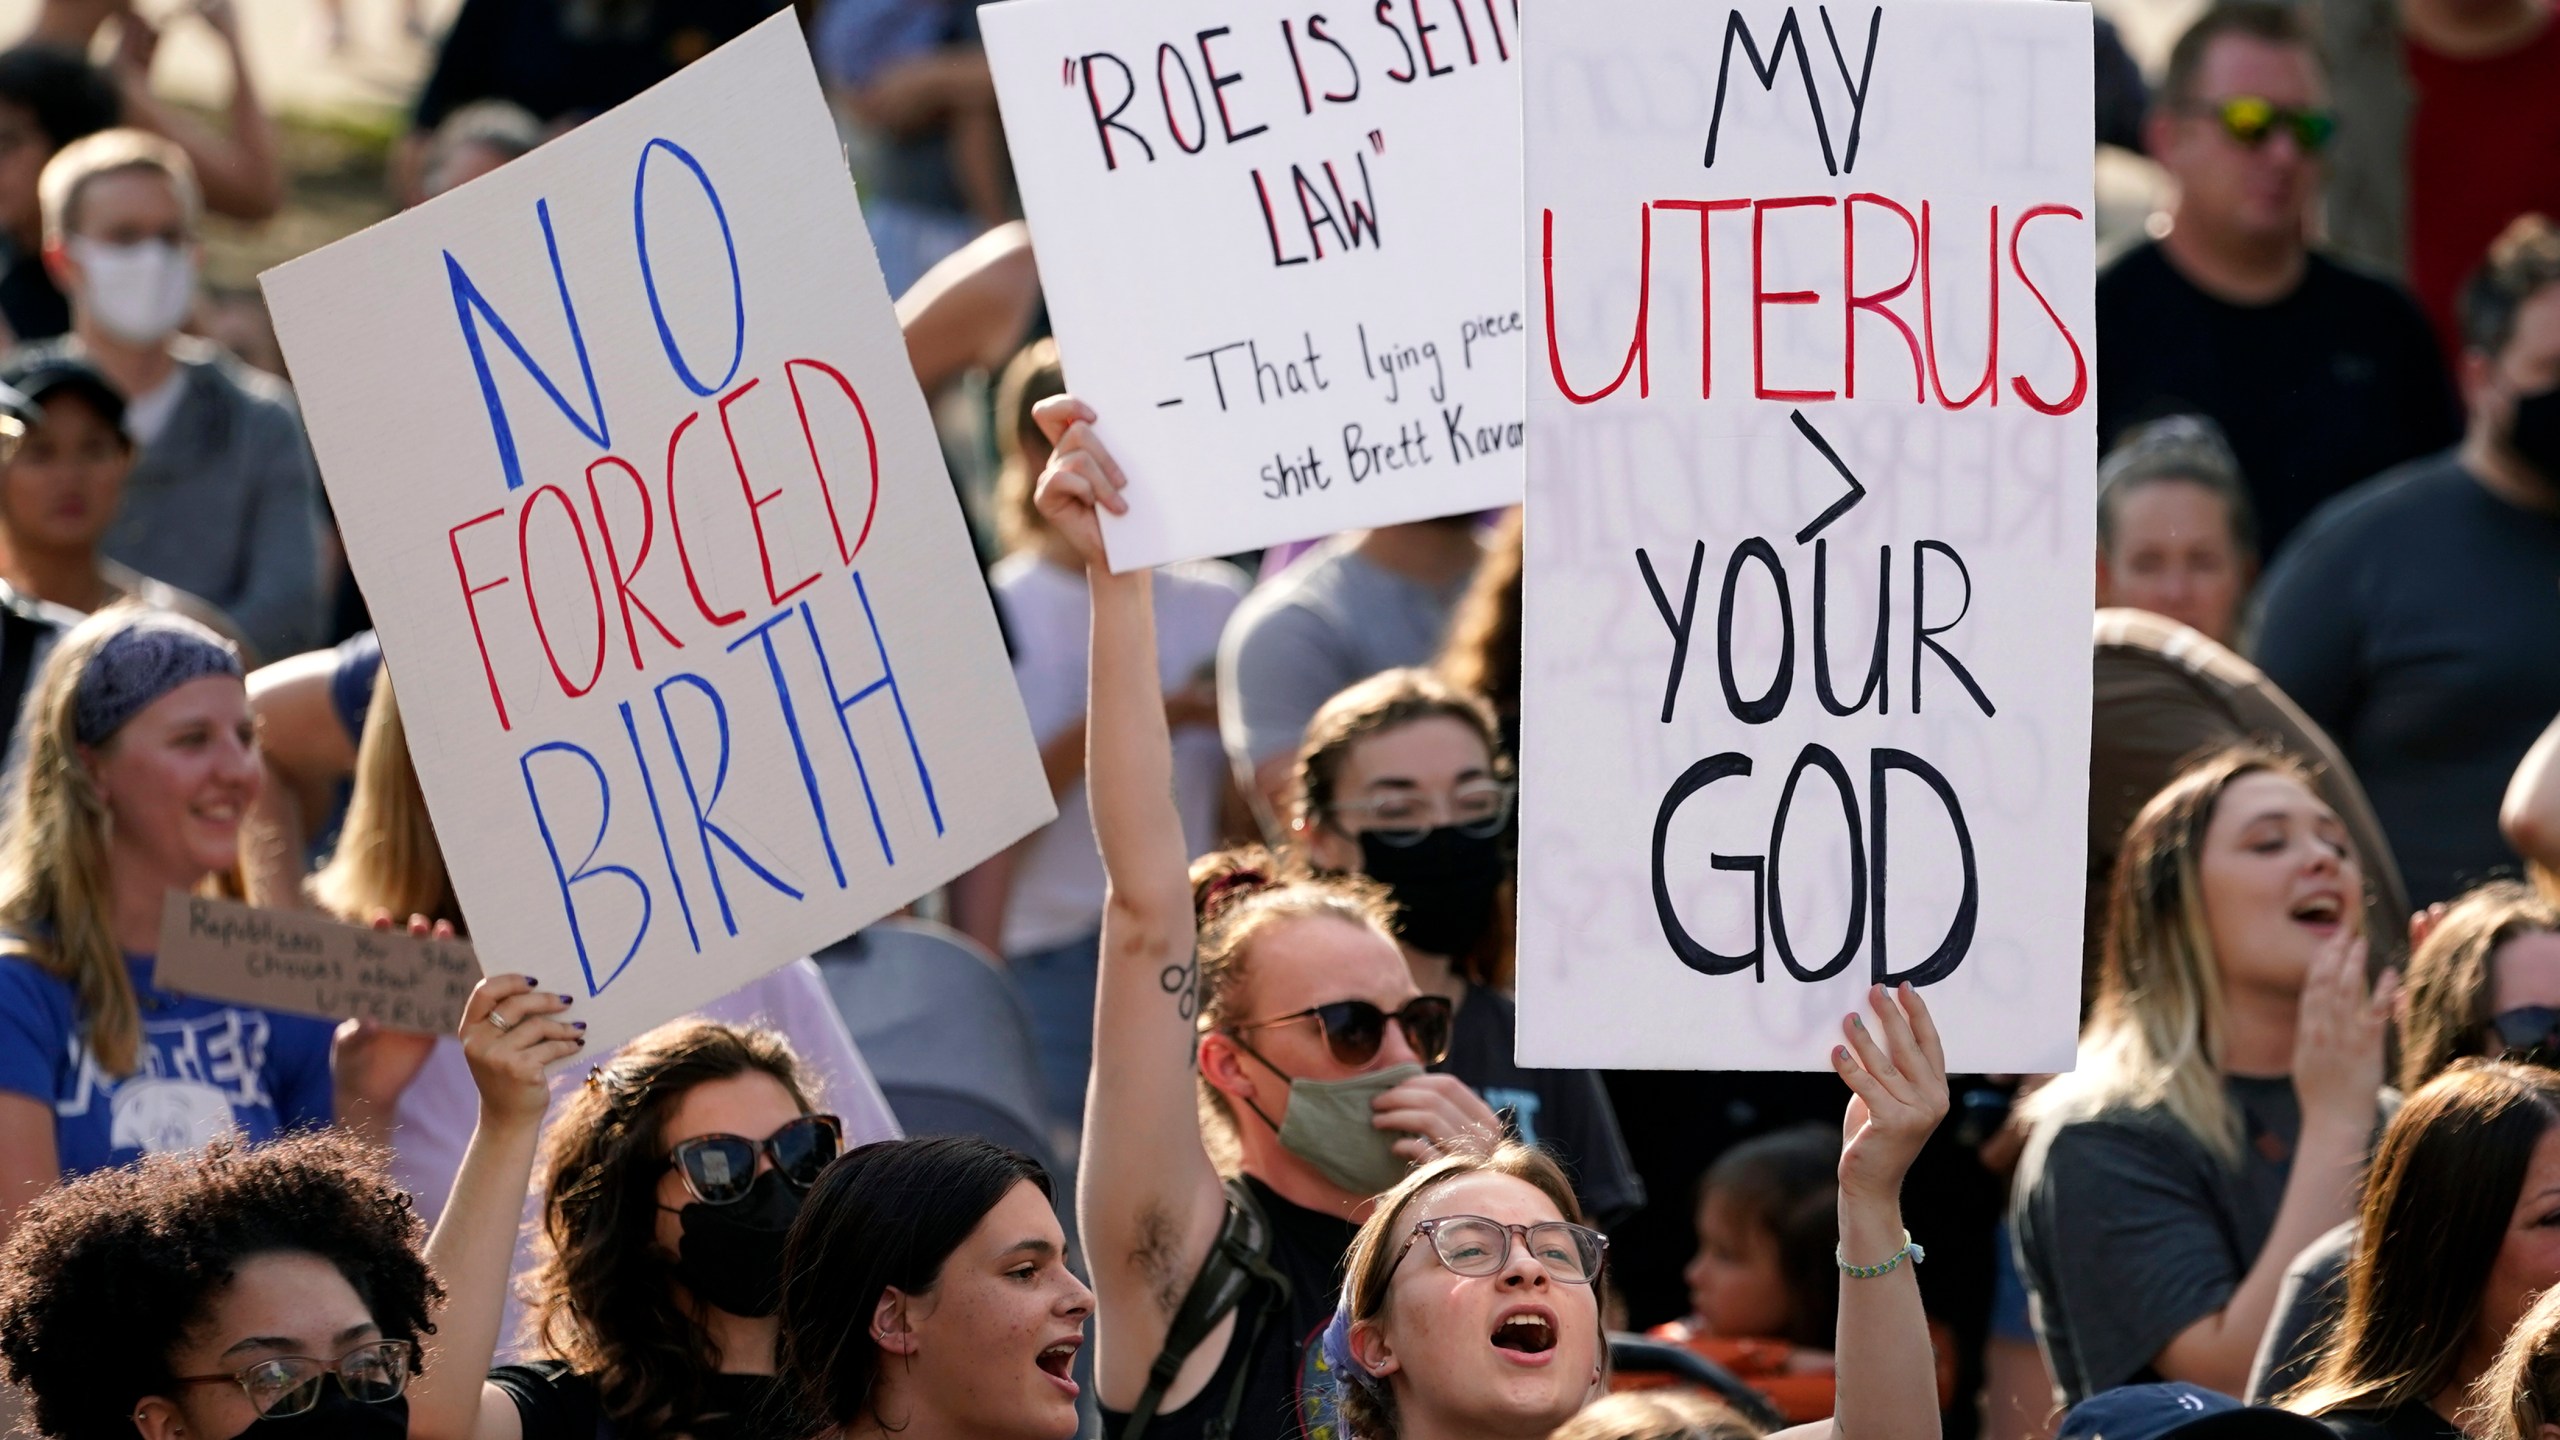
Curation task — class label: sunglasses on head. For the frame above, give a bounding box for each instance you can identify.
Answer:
[1224,994,1455,1066]
[665,1112,843,1206]
[2196,95,2335,153]
[2494,1007,2560,1068]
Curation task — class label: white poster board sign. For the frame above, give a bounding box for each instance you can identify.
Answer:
[985,0,1527,571]
[263,14,1053,1060]
[1518,0,2093,1072]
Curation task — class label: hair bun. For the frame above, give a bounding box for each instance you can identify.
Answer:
[1191,847,1289,925]
[1198,867,1270,922]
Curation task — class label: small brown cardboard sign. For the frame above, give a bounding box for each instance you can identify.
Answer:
[155,893,483,1035]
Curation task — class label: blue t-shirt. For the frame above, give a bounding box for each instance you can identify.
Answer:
[0,952,336,1176]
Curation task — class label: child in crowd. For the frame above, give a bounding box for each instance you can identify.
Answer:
[1646,1126,1842,1424]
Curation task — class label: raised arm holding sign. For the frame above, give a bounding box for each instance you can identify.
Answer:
[260,15,1052,1061]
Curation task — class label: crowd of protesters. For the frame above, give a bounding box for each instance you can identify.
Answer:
[0,2,2537,1440]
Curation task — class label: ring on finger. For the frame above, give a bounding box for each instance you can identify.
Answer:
[488,1011,513,1034]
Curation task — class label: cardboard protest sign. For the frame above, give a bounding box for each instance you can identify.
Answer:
[261,15,1053,1062]
[984,0,1527,571]
[157,894,483,1035]
[1517,0,2094,1071]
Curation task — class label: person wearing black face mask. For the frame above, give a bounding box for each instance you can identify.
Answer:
[0,1129,438,1440]
[2258,213,2560,913]
[1292,667,1646,1231]
[405,978,839,1440]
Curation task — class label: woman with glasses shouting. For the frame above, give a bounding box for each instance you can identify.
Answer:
[1290,669,1643,1230]
[1030,395,1502,1440]
[406,977,843,1440]
[0,1129,435,1439]
[1326,985,1949,1440]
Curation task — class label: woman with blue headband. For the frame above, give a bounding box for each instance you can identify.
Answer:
[0,606,340,1244]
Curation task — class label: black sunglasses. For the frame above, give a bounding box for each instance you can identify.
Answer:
[1224,995,1455,1066]
[665,1113,843,1205]
[2494,1007,2560,1067]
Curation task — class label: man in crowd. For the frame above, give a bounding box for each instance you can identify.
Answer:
[29,128,323,659]
[2256,214,2560,908]
[1217,516,1484,833]
[2097,2,2457,557]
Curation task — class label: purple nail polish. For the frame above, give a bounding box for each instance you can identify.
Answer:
[558,994,575,1005]
[521,976,540,986]
[571,1021,587,1031]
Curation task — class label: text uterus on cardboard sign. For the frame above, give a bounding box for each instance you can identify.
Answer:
[1518,0,2096,1073]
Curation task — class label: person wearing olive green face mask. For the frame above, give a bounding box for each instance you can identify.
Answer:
[1287,667,1646,1232]
[1033,392,1502,1440]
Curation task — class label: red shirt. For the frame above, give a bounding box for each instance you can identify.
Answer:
[2406,20,2560,362]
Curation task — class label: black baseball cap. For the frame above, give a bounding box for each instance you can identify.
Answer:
[2059,1384,2337,1440]
[0,353,125,437]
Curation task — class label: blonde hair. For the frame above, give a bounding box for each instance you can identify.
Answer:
[992,339,1066,556]
[2476,1278,2560,1440]
[2028,745,2322,1163]
[39,128,201,247]
[0,605,239,1076]
[1188,845,1395,1158]
[1548,1391,1761,1440]
[309,677,461,930]
[1339,1139,1602,1440]
[2396,881,2560,1093]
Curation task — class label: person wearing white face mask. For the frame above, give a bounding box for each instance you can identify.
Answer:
[23,127,322,662]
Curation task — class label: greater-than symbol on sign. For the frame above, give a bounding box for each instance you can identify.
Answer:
[1788,408,1867,544]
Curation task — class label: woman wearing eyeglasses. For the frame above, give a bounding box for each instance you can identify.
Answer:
[1030,395,1502,1440]
[1290,669,1642,1230]
[406,982,844,1440]
[1327,985,1948,1440]
[0,1128,435,1439]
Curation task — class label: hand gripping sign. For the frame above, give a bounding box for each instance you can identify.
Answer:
[1518,0,2095,1072]
[263,15,1053,1061]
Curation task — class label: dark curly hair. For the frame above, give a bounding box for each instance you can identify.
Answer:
[0,1130,439,1440]
[529,1018,816,1440]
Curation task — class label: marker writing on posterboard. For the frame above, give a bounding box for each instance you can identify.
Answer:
[1063,1,1517,268]
[436,137,945,1001]
[1538,5,2093,990]
[157,894,485,1035]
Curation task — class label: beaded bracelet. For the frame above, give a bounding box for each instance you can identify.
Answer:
[1836,1231,1925,1280]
